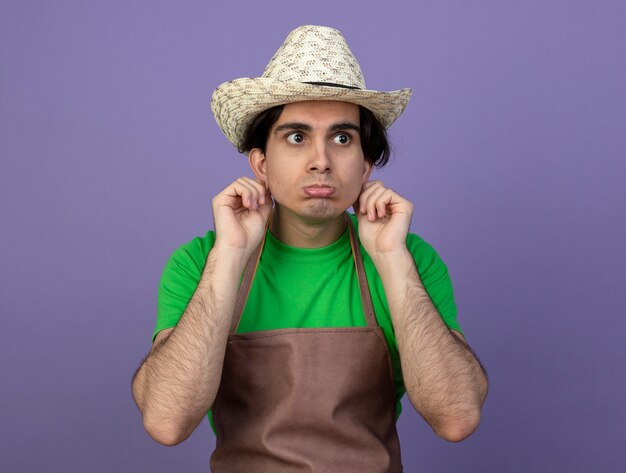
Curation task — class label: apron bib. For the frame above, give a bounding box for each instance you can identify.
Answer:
[211,215,403,472]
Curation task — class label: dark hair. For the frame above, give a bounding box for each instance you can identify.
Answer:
[240,104,391,168]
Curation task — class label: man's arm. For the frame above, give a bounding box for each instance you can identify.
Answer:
[131,177,271,446]
[356,181,488,442]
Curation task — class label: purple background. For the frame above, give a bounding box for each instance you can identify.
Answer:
[1,1,625,471]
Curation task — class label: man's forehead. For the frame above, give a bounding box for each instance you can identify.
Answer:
[272,101,360,129]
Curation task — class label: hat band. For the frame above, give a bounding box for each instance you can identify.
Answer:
[304,81,361,90]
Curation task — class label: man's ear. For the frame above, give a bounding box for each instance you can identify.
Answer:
[248,148,267,182]
[362,159,374,183]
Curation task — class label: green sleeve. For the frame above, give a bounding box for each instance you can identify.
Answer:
[153,231,216,341]
[406,233,462,334]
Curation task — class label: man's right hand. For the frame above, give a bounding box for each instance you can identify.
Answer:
[212,177,272,257]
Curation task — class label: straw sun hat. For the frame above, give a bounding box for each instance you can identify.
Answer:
[211,25,412,151]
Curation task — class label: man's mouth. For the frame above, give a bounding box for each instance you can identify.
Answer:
[303,185,336,198]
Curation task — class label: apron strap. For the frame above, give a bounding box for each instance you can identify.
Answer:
[230,219,269,334]
[345,214,377,328]
[230,213,377,333]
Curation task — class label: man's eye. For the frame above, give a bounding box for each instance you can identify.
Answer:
[333,134,351,145]
[286,132,304,144]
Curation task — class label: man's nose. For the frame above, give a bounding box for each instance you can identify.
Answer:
[307,142,332,173]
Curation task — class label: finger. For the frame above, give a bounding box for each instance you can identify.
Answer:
[257,192,273,221]
[360,179,382,190]
[263,188,273,207]
[231,180,257,210]
[244,185,272,215]
[363,185,389,221]
[367,187,387,221]
[233,178,266,210]
[374,189,394,219]
[356,180,384,214]
[244,177,270,205]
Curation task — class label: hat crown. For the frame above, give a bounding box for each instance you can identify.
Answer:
[262,25,366,89]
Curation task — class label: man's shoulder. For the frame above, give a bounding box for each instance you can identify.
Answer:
[164,230,217,272]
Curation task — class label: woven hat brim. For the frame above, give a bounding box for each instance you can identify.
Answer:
[211,78,412,151]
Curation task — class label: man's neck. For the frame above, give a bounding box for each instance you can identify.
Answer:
[269,206,347,248]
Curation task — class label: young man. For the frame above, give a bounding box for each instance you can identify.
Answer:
[132,25,488,472]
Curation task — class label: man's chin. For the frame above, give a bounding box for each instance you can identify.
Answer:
[277,200,349,223]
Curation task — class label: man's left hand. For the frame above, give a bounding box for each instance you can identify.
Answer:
[354,180,414,259]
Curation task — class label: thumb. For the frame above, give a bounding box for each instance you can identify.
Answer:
[258,190,273,221]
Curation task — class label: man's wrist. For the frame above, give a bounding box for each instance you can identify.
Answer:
[369,247,415,279]
[206,243,253,276]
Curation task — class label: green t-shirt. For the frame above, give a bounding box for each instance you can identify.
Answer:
[155,213,461,420]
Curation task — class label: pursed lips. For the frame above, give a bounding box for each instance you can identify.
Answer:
[303,184,336,198]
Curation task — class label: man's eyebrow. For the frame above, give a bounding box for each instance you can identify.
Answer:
[272,122,361,134]
[273,122,312,134]
[329,123,360,133]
